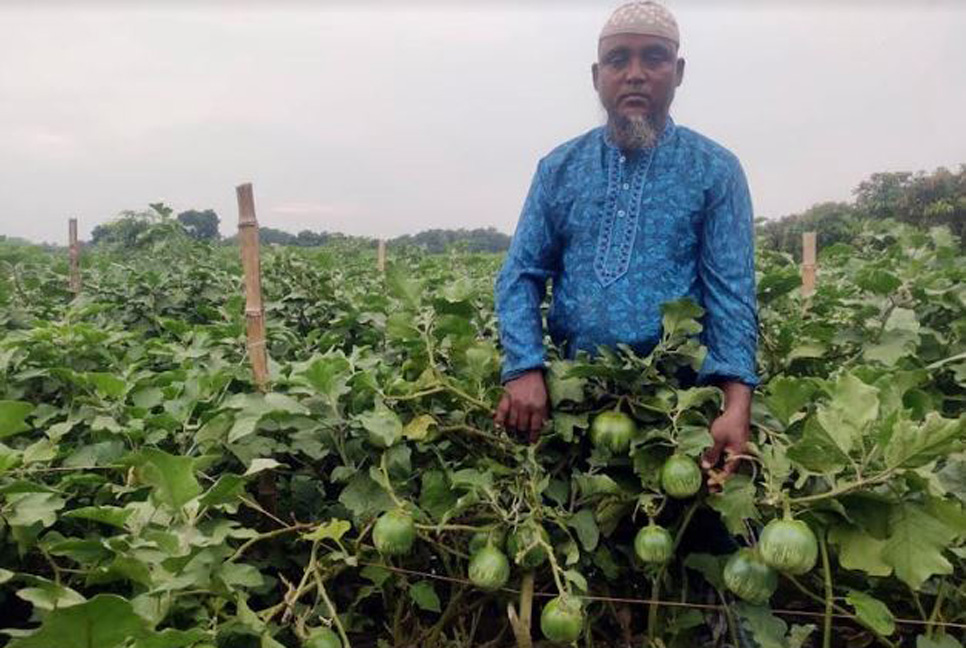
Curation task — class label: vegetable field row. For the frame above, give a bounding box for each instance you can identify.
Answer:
[0,220,964,647]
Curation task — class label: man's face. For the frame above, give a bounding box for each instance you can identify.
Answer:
[593,33,685,128]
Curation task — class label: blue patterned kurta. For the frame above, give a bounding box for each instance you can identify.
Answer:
[495,119,759,387]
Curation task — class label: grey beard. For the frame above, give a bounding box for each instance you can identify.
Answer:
[609,114,659,151]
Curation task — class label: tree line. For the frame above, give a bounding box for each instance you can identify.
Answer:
[83,163,965,255]
[89,206,512,253]
[758,164,966,257]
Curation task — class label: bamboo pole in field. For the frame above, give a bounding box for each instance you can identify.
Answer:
[377,239,387,273]
[68,218,81,295]
[236,183,270,392]
[236,183,276,516]
[802,231,817,296]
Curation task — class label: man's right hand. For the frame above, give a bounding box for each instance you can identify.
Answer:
[493,370,549,444]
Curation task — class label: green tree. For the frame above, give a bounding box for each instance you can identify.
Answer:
[176,209,220,241]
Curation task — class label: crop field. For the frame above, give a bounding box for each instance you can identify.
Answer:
[0,219,965,648]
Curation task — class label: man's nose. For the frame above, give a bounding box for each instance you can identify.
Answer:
[625,58,647,84]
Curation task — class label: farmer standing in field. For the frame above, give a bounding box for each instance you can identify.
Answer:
[494,1,757,483]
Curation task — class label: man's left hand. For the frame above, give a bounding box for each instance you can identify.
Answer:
[701,382,753,489]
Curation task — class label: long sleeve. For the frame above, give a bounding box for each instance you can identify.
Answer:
[696,158,760,387]
[495,161,559,383]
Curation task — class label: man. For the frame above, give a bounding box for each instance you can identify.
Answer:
[493,1,758,483]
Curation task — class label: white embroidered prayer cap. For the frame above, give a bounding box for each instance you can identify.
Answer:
[599,1,680,46]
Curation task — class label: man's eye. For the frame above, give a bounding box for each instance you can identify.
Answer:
[607,55,628,67]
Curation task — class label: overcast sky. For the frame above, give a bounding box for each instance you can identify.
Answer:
[2,1,964,244]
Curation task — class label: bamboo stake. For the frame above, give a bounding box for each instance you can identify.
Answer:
[377,239,387,273]
[68,218,81,295]
[236,183,270,392]
[236,183,276,516]
[801,231,817,297]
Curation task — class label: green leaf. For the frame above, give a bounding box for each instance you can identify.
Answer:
[0,568,14,584]
[683,553,725,591]
[547,361,586,407]
[675,387,719,413]
[408,581,441,613]
[198,474,246,508]
[87,372,127,400]
[787,342,826,362]
[22,438,55,465]
[856,268,901,295]
[787,415,849,473]
[17,583,86,610]
[828,524,892,577]
[243,458,284,477]
[133,629,207,648]
[135,448,201,510]
[846,590,895,636]
[882,502,955,590]
[764,376,818,427]
[6,492,66,528]
[299,353,352,409]
[568,508,600,552]
[815,372,879,455]
[884,414,966,469]
[0,400,34,439]
[8,594,149,648]
[358,405,403,448]
[734,603,790,648]
[338,473,393,521]
[64,506,134,529]
[661,299,704,337]
[403,414,437,442]
[303,519,351,542]
[386,265,423,308]
[131,387,164,411]
[707,474,758,535]
[917,635,963,648]
[562,569,588,592]
[553,412,588,443]
[419,471,457,520]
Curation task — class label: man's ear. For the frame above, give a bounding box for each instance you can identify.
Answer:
[675,57,686,88]
[591,62,600,92]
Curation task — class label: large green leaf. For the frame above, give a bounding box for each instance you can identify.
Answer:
[408,581,441,613]
[6,492,66,528]
[846,590,895,636]
[568,508,600,552]
[707,474,758,535]
[299,353,352,410]
[884,414,966,469]
[8,594,150,648]
[764,376,818,427]
[357,405,402,448]
[882,502,956,590]
[0,400,34,439]
[787,415,850,473]
[815,372,879,455]
[135,448,201,510]
[828,524,892,577]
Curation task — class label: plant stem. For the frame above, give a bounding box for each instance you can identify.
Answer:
[647,573,662,643]
[927,580,947,639]
[315,569,352,648]
[520,571,535,632]
[442,380,492,412]
[788,468,897,506]
[820,532,833,648]
[227,522,315,562]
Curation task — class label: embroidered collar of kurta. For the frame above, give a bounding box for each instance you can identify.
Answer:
[495,118,759,387]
